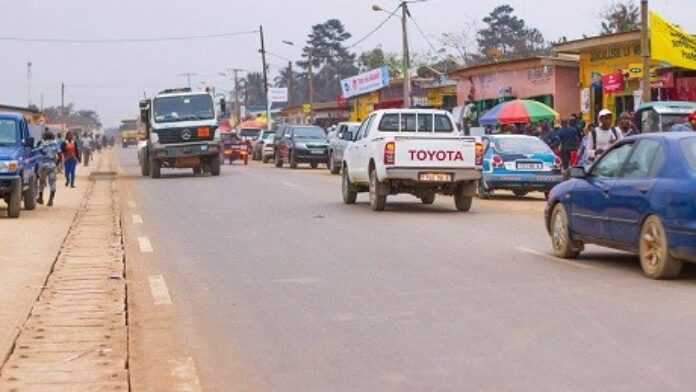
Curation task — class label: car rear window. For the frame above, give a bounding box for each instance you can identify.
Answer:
[434,115,454,133]
[495,137,552,154]
[681,137,696,172]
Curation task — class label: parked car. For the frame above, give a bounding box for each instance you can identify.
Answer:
[269,124,290,165]
[0,113,39,218]
[479,134,563,199]
[342,109,482,212]
[546,133,696,279]
[327,122,360,175]
[252,130,275,160]
[261,132,276,163]
[275,125,329,169]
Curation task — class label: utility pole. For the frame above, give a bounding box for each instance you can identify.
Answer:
[259,25,271,129]
[27,62,32,107]
[232,69,242,124]
[287,61,294,107]
[401,2,412,108]
[179,73,196,89]
[640,0,651,104]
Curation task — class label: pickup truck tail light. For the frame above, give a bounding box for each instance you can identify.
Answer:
[384,142,396,165]
[475,142,484,166]
[492,154,504,168]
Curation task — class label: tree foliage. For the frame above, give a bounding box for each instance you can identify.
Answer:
[474,5,548,63]
[600,0,640,35]
[43,104,102,128]
[241,72,266,108]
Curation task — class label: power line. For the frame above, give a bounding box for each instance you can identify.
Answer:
[0,30,259,44]
[408,13,439,55]
[347,5,401,49]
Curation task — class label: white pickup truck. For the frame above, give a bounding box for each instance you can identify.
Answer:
[342,109,482,211]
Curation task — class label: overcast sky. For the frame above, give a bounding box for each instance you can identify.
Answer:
[1,0,693,127]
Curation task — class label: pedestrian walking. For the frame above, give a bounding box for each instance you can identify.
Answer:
[36,128,61,207]
[670,111,696,132]
[587,109,623,162]
[557,120,582,170]
[61,131,81,188]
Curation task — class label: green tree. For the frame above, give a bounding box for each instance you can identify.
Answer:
[475,5,548,62]
[241,72,266,108]
[600,1,640,35]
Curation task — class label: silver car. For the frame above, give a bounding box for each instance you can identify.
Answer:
[327,122,360,175]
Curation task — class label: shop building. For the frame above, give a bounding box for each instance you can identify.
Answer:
[448,56,580,123]
[348,79,430,122]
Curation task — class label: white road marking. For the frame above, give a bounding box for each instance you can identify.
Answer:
[281,181,300,189]
[515,246,595,270]
[127,200,136,208]
[132,214,143,224]
[138,236,154,253]
[149,275,173,305]
[169,357,202,392]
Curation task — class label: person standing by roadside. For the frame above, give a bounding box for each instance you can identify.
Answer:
[617,112,639,137]
[36,128,61,207]
[670,111,696,132]
[587,109,623,162]
[557,120,582,170]
[61,131,80,188]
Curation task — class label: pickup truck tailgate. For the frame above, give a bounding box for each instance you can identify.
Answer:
[393,137,477,168]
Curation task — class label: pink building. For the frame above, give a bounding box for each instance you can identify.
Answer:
[448,56,581,122]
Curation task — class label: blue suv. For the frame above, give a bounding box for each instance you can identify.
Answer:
[0,113,39,218]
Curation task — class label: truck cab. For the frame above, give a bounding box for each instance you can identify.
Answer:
[0,113,39,218]
[137,88,223,178]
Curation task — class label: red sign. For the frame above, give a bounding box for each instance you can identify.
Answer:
[602,72,625,93]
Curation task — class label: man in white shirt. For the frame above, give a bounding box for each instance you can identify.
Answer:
[587,109,623,161]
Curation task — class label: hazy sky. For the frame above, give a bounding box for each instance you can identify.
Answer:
[1,0,693,127]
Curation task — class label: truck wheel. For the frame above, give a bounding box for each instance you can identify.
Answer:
[421,193,436,205]
[23,176,37,211]
[329,152,340,175]
[639,215,682,279]
[342,166,357,205]
[369,168,386,211]
[150,158,161,179]
[211,155,221,176]
[141,153,150,176]
[289,151,298,169]
[454,184,473,212]
[550,203,583,259]
[7,183,21,218]
[275,152,283,168]
[513,190,528,198]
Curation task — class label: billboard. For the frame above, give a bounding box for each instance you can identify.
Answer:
[341,66,390,99]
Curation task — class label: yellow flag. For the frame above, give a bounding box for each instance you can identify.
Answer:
[650,11,696,70]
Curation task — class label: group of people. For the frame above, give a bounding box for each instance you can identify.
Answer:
[34,128,111,208]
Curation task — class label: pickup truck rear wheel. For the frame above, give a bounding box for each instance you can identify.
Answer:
[454,184,473,212]
[211,155,221,176]
[7,183,21,218]
[342,167,357,205]
[369,168,386,211]
[23,176,37,211]
[150,157,161,179]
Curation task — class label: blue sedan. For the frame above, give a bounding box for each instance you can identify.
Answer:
[480,135,564,198]
[545,133,696,279]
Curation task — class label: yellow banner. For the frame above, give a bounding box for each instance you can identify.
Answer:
[650,11,696,70]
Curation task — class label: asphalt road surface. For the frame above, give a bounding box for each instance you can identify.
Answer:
[117,147,696,392]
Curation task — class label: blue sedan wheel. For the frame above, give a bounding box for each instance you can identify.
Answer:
[639,216,683,280]
[550,204,583,259]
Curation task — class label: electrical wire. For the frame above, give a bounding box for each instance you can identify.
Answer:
[408,13,439,55]
[347,5,401,49]
[0,30,259,44]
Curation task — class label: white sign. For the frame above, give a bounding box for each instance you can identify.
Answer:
[341,66,390,99]
[580,88,591,114]
[633,90,643,111]
[268,87,288,103]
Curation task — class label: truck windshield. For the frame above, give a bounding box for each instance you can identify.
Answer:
[293,127,325,140]
[153,95,215,123]
[0,119,18,145]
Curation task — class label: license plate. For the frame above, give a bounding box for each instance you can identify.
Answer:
[310,150,325,155]
[517,162,543,170]
[419,173,452,182]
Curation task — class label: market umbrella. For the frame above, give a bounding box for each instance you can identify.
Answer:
[478,99,559,126]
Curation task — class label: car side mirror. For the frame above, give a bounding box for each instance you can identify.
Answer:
[569,166,586,179]
[343,131,353,141]
[25,137,35,148]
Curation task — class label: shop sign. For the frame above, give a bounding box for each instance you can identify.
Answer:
[651,72,675,88]
[650,11,696,71]
[602,71,625,93]
[302,104,312,114]
[580,88,591,114]
[340,65,390,99]
[590,44,641,62]
[626,63,644,79]
[268,87,288,103]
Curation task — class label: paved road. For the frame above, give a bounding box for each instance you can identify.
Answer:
[117,147,696,392]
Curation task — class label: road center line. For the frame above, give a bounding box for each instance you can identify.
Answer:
[138,236,154,253]
[149,275,173,305]
[132,214,143,224]
[169,357,202,392]
[515,246,596,270]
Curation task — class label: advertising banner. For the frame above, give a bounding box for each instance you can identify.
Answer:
[602,71,625,93]
[268,88,288,103]
[650,11,696,71]
[340,66,390,99]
